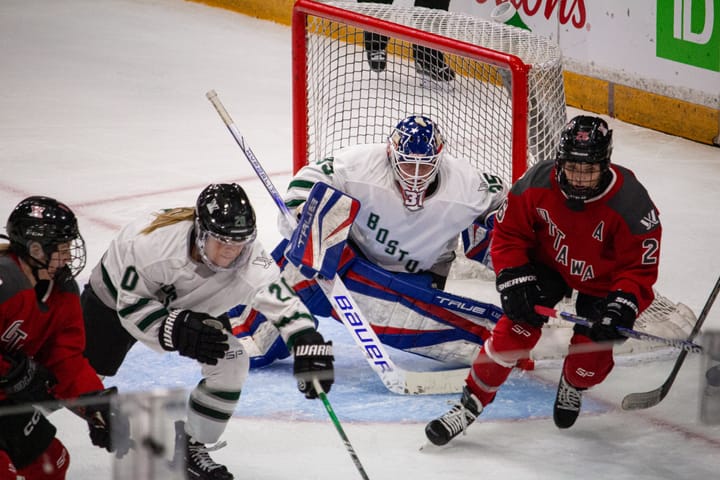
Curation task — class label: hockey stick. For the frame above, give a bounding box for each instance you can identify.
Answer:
[313,378,371,480]
[535,305,703,353]
[205,89,469,394]
[621,275,720,410]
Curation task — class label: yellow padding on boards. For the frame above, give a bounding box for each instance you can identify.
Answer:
[192,0,295,25]
[564,71,609,114]
[614,85,719,146]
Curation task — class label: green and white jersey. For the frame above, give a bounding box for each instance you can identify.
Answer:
[88,213,315,351]
[285,143,506,274]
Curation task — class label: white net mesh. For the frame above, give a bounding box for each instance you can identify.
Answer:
[299,1,567,184]
[541,290,697,361]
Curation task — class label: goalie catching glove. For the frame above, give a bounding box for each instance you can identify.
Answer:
[159,309,230,365]
[76,387,131,458]
[293,330,334,399]
[0,350,57,404]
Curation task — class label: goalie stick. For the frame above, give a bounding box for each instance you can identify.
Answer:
[621,275,720,410]
[205,89,469,395]
[534,306,704,353]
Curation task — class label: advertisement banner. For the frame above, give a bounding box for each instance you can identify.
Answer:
[657,0,718,72]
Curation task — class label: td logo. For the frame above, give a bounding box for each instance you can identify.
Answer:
[657,0,719,71]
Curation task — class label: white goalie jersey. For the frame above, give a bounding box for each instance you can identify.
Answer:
[285,143,507,275]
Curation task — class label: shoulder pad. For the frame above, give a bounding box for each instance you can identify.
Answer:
[511,160,554,195]
[0,255,33,303]
[607,166,660,235]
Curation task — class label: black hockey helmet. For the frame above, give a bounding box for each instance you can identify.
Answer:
[555,115,614,201]
[194,183,257,271]
[4,196,86,279]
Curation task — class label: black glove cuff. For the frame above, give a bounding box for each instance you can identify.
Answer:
[1,353,33,394]
[607,291,639,318]
[294,331,333,358]
[496,265,538,293]
[295,342,333,358]
[159,310,180,351]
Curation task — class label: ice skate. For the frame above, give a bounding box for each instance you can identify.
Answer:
[553,374,584,429]
[425,386,482,446]
[171,420,234,480]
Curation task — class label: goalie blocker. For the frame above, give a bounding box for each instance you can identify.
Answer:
[228,182,503,368]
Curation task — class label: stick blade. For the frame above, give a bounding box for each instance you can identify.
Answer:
[621,389,665,410]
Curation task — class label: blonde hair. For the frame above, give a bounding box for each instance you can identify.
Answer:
[140,207,195,235]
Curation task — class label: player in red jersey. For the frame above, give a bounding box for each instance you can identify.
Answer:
[426,115,662,445]
[0,196,130,479]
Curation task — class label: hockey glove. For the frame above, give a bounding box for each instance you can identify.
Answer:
[0,350,57,403]
[159,309,230,365]
[589,291,639,343]
[79,387,131,458]
[293,330,334,399]
[496,264,547,327]
[462,212,497,269]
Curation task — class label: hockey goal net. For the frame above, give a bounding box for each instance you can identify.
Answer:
[291,0,695,361]
[291,0,566,184]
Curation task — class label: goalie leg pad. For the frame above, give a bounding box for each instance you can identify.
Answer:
[285,182,360,278]
[229,306,291,369]
[272,238,357,317]
[350,255,502,326]
[228,240,358,369]
[338,256,503,363]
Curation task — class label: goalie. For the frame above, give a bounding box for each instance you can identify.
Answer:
[230,115,506,368]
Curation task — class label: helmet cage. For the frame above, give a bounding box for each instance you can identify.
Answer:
[388,115,444,210]
[6,196,87,280]
[555,116,613,201]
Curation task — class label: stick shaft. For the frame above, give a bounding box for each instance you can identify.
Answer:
[313,379,371,480]
[535,305,703,353]
[621,275,720,410]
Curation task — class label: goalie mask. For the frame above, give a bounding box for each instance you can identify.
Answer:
[388,115,445,211]
[195,183,257,272]
[5,196,86,281]
[555,115,614,202]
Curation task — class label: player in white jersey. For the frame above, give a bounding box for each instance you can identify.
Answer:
[81,184,334,480]
[238,115,507,368]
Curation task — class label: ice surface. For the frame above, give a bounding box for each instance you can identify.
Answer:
[1,1,719,478]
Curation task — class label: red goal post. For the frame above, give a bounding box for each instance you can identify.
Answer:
[291,0,567,184]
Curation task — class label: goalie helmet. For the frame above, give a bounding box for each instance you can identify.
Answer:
[555,115,614,201]
[195,183,257,272]
[388,115,445,211]
[5,196,86,279]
